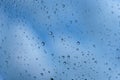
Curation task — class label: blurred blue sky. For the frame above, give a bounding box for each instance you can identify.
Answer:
[0,0,120,80]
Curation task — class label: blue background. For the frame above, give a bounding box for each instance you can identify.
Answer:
[0,0,120,80]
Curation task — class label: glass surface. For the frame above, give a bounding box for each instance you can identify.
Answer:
[0,0,120,80]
